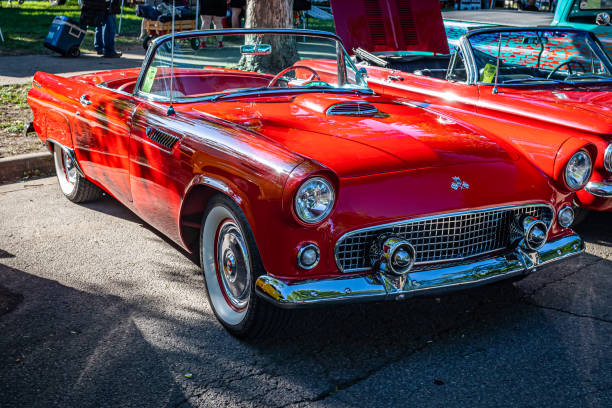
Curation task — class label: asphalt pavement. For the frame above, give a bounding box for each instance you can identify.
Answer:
[0,177,610,408]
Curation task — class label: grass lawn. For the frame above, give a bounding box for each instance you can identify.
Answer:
[0,0,142,56]
[0,84,45,158]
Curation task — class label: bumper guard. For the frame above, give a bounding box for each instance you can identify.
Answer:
[255,234,584,308]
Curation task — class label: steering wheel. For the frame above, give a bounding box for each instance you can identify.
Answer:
[547,59,589,79]
[268,65,321,87]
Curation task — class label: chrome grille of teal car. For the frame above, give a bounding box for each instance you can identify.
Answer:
[334,204,554,273]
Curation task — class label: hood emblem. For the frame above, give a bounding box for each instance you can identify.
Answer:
[451,177,470,191]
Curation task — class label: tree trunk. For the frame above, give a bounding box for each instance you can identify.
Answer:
[245,0,294,29]
[238,0,299,74]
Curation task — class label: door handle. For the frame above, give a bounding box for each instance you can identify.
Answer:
[387,75,404,82]
[79,95,91,106]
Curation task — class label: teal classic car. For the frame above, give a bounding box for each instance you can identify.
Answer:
[445,1,612,54]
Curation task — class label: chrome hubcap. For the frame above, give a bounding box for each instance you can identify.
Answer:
[216,221,250,310]
[62,150,77,184]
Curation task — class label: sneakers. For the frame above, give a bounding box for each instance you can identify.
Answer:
[96,49,103,55]
[103,51,122,58]
[199,41,207,49]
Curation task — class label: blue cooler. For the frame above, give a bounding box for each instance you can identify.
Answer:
[44,16,86,57]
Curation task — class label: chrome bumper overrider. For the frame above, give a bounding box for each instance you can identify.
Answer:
[585,181,612,198]
[255,234,584,308]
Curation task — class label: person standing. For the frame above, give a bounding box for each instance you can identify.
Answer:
[199,0,226,48]
[230,0,245,28]
[96,0,122,57]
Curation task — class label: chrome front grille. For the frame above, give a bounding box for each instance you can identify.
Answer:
[335,205,554,273]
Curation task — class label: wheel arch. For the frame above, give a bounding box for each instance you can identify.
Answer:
[178,174,256,255]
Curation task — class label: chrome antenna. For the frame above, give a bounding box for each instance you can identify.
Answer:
[167,0,176,116]
[492,32,502,95]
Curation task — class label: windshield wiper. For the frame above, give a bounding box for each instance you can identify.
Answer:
[353,47,389,68]
[502,77,565,84]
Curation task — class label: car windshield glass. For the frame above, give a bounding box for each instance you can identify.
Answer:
[468,30,612,84]
[139,32,370,100]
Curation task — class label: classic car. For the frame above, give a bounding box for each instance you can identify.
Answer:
[28,28,586,338]
[444,0,612,55]
[328,0,612,215]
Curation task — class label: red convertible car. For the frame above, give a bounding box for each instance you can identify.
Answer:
[328,0,612,215]
[28,29,586,338]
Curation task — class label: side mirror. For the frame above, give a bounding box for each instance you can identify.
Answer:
[358,67,368,78]
[596,12,611,26]
[240,44,272,55]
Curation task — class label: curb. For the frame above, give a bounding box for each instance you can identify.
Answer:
[0,152,54,182]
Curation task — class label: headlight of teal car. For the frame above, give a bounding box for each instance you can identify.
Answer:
[565,150,592,190]
[294,177,335,224]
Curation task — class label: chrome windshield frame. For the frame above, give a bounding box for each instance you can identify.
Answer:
[462,26,612,86]
[133,28,371,102]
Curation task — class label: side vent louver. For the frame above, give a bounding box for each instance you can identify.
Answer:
[326,102,379,117]
[146,127,179,150]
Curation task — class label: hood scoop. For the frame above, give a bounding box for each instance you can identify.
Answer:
[326,102,379,117]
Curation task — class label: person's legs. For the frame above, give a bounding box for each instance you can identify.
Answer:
[212,16,223,44]
[102,14,119,57]
[200,14,212,30]
[94,23,103,53]
[231,7,241,28]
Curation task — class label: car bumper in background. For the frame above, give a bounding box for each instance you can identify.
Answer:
[255,234,584,308]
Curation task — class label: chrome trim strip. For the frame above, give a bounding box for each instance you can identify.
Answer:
[585,181,612,197]
[256,234,584,308]
[334,203,555,273]
[46,139,84,177]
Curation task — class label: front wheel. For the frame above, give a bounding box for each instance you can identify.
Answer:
[53,146,103,203]
[200,194,286,338]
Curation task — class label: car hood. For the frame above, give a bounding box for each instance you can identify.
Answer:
[330,0,449,54]
[186,93,518,178]
[480,85,612,134]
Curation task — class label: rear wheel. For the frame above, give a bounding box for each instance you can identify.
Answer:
[200,194,286,338]
[53,146,103,203]
[190,38,201,50]
[67,46,80,58]
[142,36,151,50]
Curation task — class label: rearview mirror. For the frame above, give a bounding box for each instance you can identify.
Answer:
[240,44,272,55]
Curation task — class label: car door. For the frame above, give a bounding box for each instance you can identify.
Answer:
[128,101,194,245]
[73,85,138,204]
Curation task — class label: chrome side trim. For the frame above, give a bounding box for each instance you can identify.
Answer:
[46,139,84,177]
[255,234,584,308]
[585,181,612,197]
[334,203,554,273]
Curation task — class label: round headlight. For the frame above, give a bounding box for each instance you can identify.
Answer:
[564,150,592,190]
[294,177,335,224]
[558,206,575,228]
[604,144,612,173]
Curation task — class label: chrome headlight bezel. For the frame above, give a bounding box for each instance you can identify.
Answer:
[564,150,592,190]
[293,176,335,224]
[604,144,612,173]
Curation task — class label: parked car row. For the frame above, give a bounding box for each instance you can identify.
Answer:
[26,0,608,338]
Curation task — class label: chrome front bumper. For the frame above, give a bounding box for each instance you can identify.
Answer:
[585,181,612,198]
[255,234,584,308]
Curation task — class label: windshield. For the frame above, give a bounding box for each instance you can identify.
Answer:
[138,31,370,101]
[468,30,612,85]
